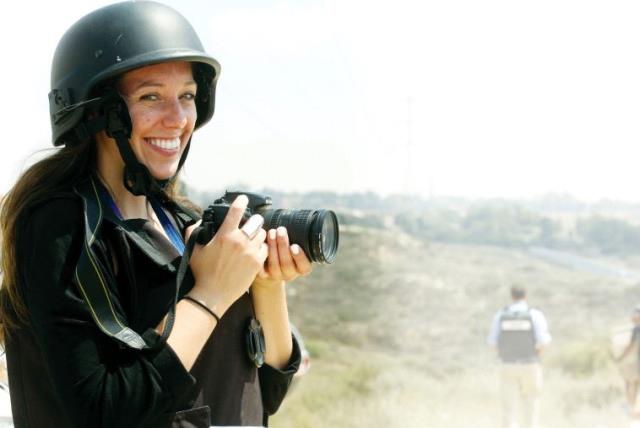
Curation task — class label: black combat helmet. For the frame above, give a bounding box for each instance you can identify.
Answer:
[48,1,220,195]
[49,0,220,145]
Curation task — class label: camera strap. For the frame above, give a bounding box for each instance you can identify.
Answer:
[74,177,149,349]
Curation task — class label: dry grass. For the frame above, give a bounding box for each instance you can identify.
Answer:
[274,355,632,428]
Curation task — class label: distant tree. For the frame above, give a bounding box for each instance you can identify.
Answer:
[462,204,552,247]
[337,211,389,229]
[576,216,640,254]
[395,209,464,242]
[539,217,562,247]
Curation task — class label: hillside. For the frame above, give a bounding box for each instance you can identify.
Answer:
[271,225,640,427]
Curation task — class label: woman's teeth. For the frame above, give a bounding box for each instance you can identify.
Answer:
[147,138,180,150]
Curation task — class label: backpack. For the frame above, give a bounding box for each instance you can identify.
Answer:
[497,307,538,363]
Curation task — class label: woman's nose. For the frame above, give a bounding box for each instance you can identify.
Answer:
[162,98,188,128]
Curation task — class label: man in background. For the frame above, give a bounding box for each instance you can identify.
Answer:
[615,305,640,416]
[488,286,552,428]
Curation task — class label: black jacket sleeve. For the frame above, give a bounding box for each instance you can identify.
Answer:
[18,198,196,427]
[258,334,302,416]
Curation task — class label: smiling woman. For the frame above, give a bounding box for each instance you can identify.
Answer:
[0,2,313,428]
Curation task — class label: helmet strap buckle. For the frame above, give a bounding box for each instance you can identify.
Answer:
[73,122,91,143]
[103,95,131,139]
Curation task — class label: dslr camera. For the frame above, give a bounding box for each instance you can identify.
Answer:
[196,191,339,264]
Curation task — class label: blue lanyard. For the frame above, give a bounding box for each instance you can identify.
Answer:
[100,186,124,220]
[100,187,185,255]
[149,197,185,255]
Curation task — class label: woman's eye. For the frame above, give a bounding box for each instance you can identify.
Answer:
[140,94,160,101]
[181,92,196,101]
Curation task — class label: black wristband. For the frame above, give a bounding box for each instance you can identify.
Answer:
[182,296,221,324]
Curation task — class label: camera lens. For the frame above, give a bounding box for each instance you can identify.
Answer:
[313,210,338,264]
[260,208,339,264]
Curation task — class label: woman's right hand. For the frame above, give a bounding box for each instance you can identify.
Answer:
[187,195,268,317]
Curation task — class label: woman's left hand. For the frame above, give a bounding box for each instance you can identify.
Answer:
[253,226,313,288]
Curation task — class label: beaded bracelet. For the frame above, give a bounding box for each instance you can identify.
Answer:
[182,295,221,324]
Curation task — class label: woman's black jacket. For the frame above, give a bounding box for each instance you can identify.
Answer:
[4,178,300,427]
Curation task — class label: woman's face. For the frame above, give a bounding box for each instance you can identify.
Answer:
[110,61,198,180]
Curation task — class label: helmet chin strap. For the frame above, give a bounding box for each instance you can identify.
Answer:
[116,133,191,197]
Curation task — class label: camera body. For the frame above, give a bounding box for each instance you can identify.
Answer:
[196,191,271,245]
[196,191,339,264]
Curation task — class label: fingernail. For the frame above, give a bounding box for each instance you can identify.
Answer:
[291,244,300,255]
[234,194,248,205]
[277,227,286,237]
[245,214,264,230]
[269,229,276,240]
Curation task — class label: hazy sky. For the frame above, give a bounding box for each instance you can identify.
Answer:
[2,0,640,201]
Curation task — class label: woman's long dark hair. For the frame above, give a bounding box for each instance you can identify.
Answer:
[0,142,96,343]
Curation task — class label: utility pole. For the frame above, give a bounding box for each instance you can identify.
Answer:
[405,96,413,195]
